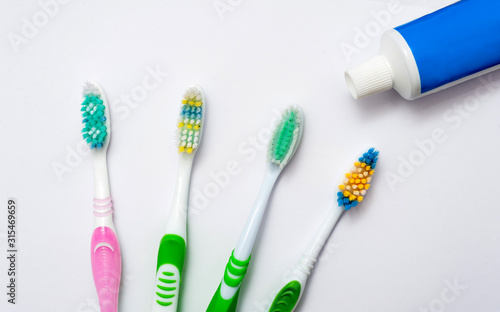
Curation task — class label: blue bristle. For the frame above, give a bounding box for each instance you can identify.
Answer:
[343,198,349,204]
[345,204,352,210]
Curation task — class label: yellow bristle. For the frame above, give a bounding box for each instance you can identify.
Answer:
[365,184,371,189]
[349,179,354,183]
[357,196,363,202]
[345,173,351,178]
[358,184,364,189]
[349,195,356,201]
[339,185,345,190]
[182,100,187,104]
[188,101,195,105]
[369,170,375,175]
[178,123,184,128]
[366,166,371,170]
[179,146,185,153]
[354,162,360,167]
[186,124,192,129]
[195,102,202,106]
[352,174,358,178]
[194,125,200,130]
[355,179,360,183]
[187,147,193,154]
[361,179,366,183]
[343,191,350,197]
[361,163,366,167]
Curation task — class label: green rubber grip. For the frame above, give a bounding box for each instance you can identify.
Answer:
[153,234,186,309]
[206,250,251,312]
[206,282,241,312]
[157,234,186,271]
[268,280,302,312]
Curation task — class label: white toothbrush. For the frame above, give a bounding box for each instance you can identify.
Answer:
[264,148,380,312]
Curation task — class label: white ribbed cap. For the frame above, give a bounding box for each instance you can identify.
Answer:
[345,55,393,99]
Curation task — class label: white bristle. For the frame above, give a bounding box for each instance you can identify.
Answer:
[82,81,101,97]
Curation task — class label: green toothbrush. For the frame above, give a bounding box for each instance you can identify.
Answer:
[151,86,205,312]
[206,106,304,312]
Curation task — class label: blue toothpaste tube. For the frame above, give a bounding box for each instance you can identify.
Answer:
[345,0,500,100]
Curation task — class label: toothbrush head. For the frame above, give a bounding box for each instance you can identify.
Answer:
[81,81,110,150]
[337,148,379,210]
[177,86,205,154]
[267,105,304,169]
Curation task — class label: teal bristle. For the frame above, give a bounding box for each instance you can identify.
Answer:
[81,86,107,149]
[267,106,303,168]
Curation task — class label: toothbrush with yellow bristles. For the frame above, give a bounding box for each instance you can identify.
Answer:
[178,94,203,153]
[264,148,379,312]
[151,86,205,312]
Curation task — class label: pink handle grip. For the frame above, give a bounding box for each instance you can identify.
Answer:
[91,226,121,312]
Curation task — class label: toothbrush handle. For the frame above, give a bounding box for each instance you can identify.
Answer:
[90,226,121,312]
[265,205,344,312]
[152,155,192,312]
[265,254,315,312]
[266,278,306,312]
[151,234,186,312]
[206,250,251,312]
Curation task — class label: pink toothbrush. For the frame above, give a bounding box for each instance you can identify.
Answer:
[81,81,121,312]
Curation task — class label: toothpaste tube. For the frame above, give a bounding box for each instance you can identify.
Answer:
[345,0,500,100]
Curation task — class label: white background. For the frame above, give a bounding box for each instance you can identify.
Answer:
[1,0,499,311]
